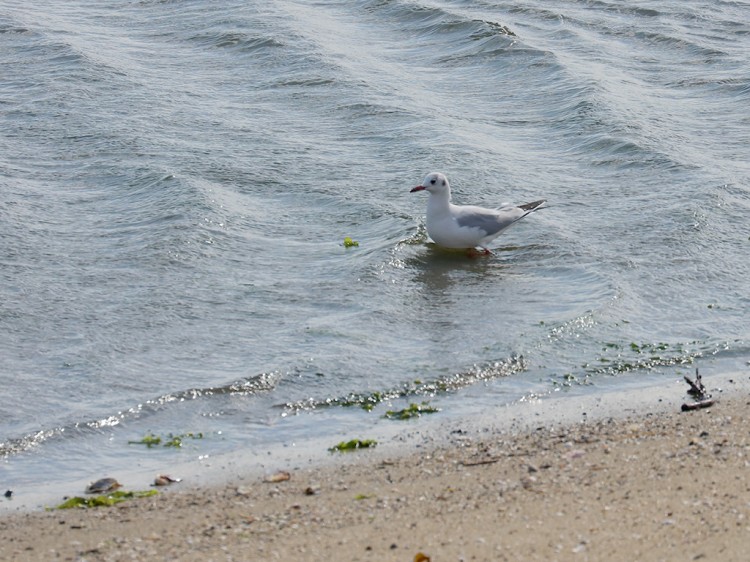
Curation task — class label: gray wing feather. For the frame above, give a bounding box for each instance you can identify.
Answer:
[454,200,545,236]
[455,208,518,236]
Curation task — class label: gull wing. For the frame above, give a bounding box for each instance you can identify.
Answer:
[454,200,545,237]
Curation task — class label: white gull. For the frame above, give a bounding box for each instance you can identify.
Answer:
[410,172,545,255]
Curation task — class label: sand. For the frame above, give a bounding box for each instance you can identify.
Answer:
[2,384,750,561]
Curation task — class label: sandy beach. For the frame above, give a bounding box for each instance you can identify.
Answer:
[2,380,749,562]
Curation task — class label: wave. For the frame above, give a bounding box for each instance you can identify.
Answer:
[284,355,526,413]
[0,371,282,458]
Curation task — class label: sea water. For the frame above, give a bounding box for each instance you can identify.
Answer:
[1,0,748,508]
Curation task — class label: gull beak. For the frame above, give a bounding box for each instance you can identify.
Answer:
[410,185,426,193]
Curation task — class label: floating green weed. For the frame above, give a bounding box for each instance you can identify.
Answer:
[343,237,359,248]
[329,439,377,452]
[629,342,669,354]
[163,432,203,448]
[384,402,440,420]
[589,341,695,377]
[128,433,162,448]
[550,372,593,389]
[129,432,204,449]
[549,340,709,389]
[55,490,158,510]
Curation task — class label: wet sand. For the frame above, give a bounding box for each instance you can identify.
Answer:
[2,383,749,561]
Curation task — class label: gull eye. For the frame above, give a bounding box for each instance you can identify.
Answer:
[430,178,436,185]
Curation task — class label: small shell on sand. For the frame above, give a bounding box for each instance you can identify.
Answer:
[264,471,291,483]
[86,478,122,494]
[154,474,182,486]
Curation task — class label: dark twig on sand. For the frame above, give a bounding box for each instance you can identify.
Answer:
[681,398,715,412]
[684,368,707,398]
[681,368,714,411]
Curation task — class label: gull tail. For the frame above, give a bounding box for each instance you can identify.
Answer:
[518,199,546,213]
[506,199,546,230]
[513,199,547,224]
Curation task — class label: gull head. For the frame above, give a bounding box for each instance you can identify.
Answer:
[410,172,450,195]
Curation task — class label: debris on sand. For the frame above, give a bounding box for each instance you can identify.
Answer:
[681,368,715,411]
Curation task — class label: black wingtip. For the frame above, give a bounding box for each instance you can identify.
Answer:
[518,199,546,212]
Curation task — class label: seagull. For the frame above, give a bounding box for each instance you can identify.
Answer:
[410,172,545,255]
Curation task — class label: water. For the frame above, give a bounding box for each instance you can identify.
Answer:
[1,0,748,507]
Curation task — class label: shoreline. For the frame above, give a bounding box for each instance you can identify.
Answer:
[2,373,749,561]
[1,370,731,515]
